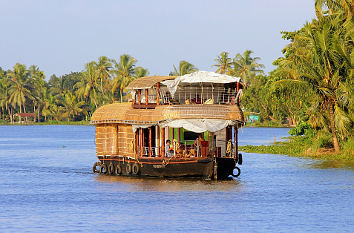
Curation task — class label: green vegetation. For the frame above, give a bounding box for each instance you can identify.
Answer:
[240,0,353,157]
[240,136,354,165]
[0,0,352,158]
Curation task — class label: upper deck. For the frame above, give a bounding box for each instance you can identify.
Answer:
[90,103,244,124]
[91,71,245,124]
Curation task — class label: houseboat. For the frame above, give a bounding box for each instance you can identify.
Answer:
[91,71,245,180]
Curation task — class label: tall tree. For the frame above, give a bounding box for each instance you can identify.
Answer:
[28,65,46,121]
[60,91,85,121]
[94,56,113,94]
[230,50,264,85]
[75,62,101,108]
[134,67,149,78]
[277,14,352,152]
[112,54,137,102]
[214,51,232,74]
[8,63,33,114]
[0,68,11,120]
[169,60,198,76]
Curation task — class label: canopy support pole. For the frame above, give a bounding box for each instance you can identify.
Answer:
[157,125,160,156]
[149,127,152,157]
[140,128,144,157]
[234,125,238,158]
[161,127,165,158]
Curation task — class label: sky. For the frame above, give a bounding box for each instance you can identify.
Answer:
[0,0,316,78]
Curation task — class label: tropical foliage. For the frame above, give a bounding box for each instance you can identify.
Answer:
[0,55,148,123]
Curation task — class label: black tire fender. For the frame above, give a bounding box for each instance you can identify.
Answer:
[238,153,243,165]
[231,166,241,177]
[92,162,100,173]
[108,163,114,175]
[115,164,122,175]
[100,163,107,174]
[132,163,140,175]
[126,163,132,174]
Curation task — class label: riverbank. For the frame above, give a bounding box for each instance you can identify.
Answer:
[244,121,291,128]
[240,136,354,167]
[0,120,90,125]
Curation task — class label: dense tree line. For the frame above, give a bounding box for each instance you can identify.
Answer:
[0,0,352,152]
[0,55,148,122]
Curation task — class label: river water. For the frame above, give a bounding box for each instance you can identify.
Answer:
[0,126,353,232]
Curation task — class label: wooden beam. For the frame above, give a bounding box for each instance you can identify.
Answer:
[156,82,160,105]
[149,127,152,157]
[138,89,141,105]
[145,89,149,106]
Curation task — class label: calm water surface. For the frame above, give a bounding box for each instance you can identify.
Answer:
[0,126,353,232]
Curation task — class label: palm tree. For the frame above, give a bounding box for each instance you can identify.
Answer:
[49,104,64,121]
[94,56,113,94]
[28,65,46,121]
[230,50,264,85]
[75,62,101,108]
[0,69,11,120]
[214,51,232,74]
[169,60,198,76]
[134,67,149,78]
[279,17,352,152]
[315,0,353,19]
[111,54,137,102]
[41,88,54,122]
[61,92,85,121]
[8,63,33,114]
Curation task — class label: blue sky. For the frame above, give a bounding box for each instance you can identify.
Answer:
[0,0,315,78]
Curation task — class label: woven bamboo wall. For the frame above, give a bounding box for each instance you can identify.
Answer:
[95,124,118,156]
[117,124,135,158]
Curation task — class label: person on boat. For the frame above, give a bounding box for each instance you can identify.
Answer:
[165,140,174,157]
[229,96,236,105]
[193,134,205,157]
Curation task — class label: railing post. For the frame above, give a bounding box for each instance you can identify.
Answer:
[140,128,144,157]
[156,82,160,105]
[138,89,141,105]
[145,89,148,107]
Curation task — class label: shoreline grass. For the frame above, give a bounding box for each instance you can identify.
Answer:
[240,136,354,168]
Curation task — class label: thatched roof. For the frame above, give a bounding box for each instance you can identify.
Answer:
[90,103,244,124]
[126,76,176,90]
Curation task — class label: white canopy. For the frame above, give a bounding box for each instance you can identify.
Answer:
[161,71,242,97]
[132,119,235,133]
[160,119,234,133]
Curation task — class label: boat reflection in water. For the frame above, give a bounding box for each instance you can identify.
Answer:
[94,174,242,192]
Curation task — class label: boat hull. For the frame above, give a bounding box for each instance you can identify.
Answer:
[94,156,238,180]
